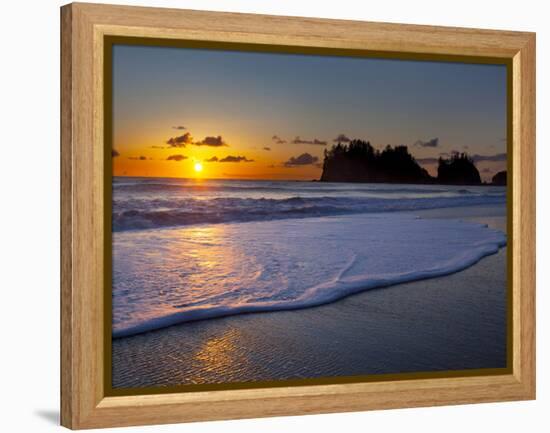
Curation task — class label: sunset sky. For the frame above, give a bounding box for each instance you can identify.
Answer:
[112,44,507,182]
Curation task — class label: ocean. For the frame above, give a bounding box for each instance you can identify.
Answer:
[112,177,506,231]
[112,177,507,339]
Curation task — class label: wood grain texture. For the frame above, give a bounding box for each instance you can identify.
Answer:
[513,34,536,396]
[60,2,536,429]
[60,4,73,429]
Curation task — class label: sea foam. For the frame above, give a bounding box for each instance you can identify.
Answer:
[112,213,506,338]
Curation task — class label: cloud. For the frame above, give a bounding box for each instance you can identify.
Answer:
[414,137,439,148]
[272,135,287,144]
[219,155,254,163]
[172,125,186,130]
[167,133,229,148]
[194,135,228,147]
[263,147,271,151]
[112,149,120,157]
[472,153,507,162]
[206,155,253,162]
[333,134,351,143]
[416,152,507,165]
[166,154,188,161]
[291,136,327,146]
[128,155,147,161]
[166,132,193,147]
[284,152,319,167]
[150,145,168,149]
[415,157,439,164]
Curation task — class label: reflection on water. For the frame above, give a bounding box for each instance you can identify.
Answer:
[192,328,250,378]
[112,213,506,338]
[111,208,508,388]
[111,247,508,388]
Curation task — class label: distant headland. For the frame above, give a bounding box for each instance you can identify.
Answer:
[320,139,506,186]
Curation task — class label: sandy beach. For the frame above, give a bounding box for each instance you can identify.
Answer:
[112,203,507,388]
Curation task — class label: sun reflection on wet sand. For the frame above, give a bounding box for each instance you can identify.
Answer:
[191,328,251,380]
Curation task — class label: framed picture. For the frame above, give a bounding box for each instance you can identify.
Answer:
[60,3,536,429]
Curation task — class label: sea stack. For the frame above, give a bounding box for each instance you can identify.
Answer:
[491,171,507,186]
[320,140,432,184]
[436,153,481,185]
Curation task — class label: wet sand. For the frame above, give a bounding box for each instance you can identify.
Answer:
[112,204,507,388]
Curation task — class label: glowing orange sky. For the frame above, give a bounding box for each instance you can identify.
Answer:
[113,136,323,180]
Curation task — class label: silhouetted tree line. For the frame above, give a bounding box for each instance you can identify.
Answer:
[437,152,481,185]
[320,140,431,183]
[320,139,499,185]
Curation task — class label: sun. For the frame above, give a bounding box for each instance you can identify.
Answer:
[194,162,203,173]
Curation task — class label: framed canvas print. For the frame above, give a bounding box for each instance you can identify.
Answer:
[60,3,536,429]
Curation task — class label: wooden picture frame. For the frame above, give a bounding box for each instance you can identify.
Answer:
[61,2,536,429]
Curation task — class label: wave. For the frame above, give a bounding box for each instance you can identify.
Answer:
[113,179,498,196]
[112,194,505,232]
[112,213,506,338]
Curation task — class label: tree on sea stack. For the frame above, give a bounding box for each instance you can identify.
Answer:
[437,152,481,185]
[320,139,432,183]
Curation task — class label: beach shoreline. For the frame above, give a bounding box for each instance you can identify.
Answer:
[112,203,507,389]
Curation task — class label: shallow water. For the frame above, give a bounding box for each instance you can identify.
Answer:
[112,212,505,338]
[112,239,507,387]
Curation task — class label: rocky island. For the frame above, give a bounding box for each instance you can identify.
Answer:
[437,152,481,185]
[320,139,487,186]
[491,170,507,186]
